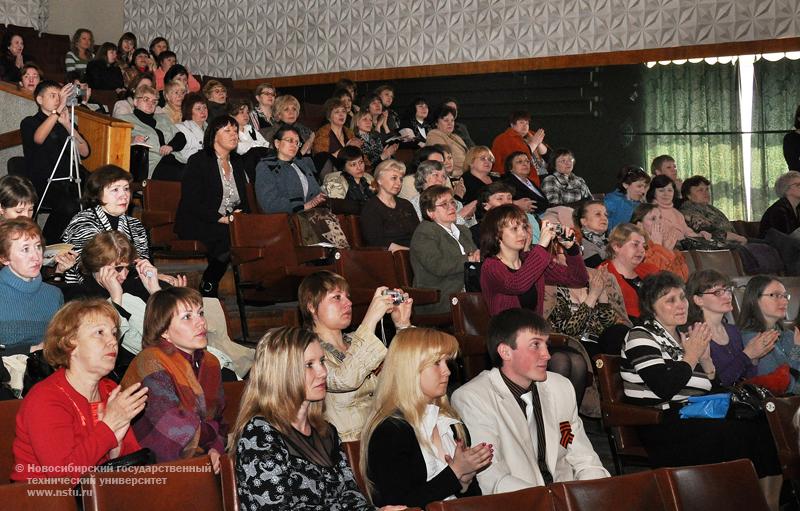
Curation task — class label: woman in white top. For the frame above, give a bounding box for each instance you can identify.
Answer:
[175,93,208,160]
[362,328,492,508]
[229,99,270,181]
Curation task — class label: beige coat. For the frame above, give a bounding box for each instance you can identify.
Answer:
[425,129,468,178]
[321,324,387,441]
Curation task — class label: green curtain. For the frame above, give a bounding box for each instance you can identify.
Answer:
[642,62,744,220]
[750,58,800,218]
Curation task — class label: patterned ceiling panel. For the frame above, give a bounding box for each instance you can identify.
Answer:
[123,0,800,79]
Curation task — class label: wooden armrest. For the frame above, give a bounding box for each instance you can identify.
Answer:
[230,247,264,266]
[295,245,331,263]
[141,211,174,228]
[402,287,439,305]
[602,403,662,427]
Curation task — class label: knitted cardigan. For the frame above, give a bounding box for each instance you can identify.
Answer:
[0,267,63,355]
[121,342,226,462]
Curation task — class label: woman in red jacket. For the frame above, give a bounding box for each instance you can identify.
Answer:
[12,299,148,484]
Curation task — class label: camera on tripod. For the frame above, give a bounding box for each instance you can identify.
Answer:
[66,85,85,107]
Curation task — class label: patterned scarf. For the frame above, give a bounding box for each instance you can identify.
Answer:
[581,228,608,255]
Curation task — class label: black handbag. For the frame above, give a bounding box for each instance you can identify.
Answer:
[726,383,773,420]
[95,448,156,471]
[22,350,55,396]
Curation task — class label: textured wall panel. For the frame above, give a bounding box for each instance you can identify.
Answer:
[124,0,800,79]
[0,0,45,29]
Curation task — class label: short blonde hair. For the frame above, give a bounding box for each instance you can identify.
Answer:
[135,84,157,99]
[464,145,494,173]
[164,79,186,95]
[44,299,119,369]
[273,95,301,121]
[202,79,226,99]
[775,171,800,198]
[360,328,462,499]
[232,327,327,446]
[607,223,646,259]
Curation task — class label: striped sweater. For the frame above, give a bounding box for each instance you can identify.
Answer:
[621,320,712,409]
[61,206,150,284]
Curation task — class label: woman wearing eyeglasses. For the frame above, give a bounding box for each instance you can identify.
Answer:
[739,275,800,394]
[425,105,468,177]
[685,270,777,387]
[410,185,479,315]
[540,148,592,207]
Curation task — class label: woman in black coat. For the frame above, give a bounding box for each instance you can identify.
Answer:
[85,42,125,94]
[175,115,249,297]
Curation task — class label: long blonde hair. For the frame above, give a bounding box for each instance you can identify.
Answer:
[231,327,327,452]
[359,328,462,500]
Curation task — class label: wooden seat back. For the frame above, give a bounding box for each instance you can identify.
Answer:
[219,454,239,511]
[425,486,556,511]
[0,398,22,483]
[765,396,800,481]
[0,478,77,511]
[450,292,491,382]
[688,249,744,277]
[659,459,769,511]
[550,469,670,511]
[222,380,246,432]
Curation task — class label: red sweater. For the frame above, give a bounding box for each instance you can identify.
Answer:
[600,260,660,319]
[480,245,588,316]
[490,127,541,185]
[12,368,140,483]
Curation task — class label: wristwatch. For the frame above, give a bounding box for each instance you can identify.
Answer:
[228,214,234,223]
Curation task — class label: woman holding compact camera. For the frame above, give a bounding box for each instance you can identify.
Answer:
[298,271,412,442]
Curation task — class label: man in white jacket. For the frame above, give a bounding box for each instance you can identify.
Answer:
[451,308,608,494]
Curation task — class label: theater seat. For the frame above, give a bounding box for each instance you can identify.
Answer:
[764,396,800,482]
[687,249,744,277]
[0,398,23,483]
[141,180,206,258]
[219,454,238,511]
[425,486,555,511]
[659,459,769,511]
[0,479,77,511]
[222,380,246,430]
[450,292,491,383]
[593,355,660,475]
[81,455,222,511]
[550,469,670,511]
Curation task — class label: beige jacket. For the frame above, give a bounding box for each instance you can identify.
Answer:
[321,323,388,441]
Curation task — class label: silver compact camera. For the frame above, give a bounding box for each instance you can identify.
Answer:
[553,223,575,242]
[382,289,405,305]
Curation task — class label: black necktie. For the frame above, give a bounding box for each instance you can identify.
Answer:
[525,386,553,485]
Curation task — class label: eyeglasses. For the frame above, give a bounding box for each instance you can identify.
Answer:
[434,199,458,209]
[478,155,495,163]
[113,264,132,273]
[557,158,576,164]
[260,91,276,96]
[760,292,791,301]
[135,97,158,104]
[513,158,530,165]
[211,87,226,94]
[279,138,300,145]
[701,286,734,297]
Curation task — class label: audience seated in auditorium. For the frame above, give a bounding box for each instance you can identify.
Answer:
[122,48,153,87]
[686,269,775,387]
[85,42,125,94]
[359,159,418,250]
[784,104,800,170]
[0,31,30,83]
[112,73,157,117]
[442,97,476,149]
[153,51,200,92]
[500,151,550,215]
[321,146,374,208]
[161,78,187,124]
[604,165,651,232]
[18,62,42,92]
[116,32,137,74]
[228,99,270,179]
[452,308,609,495]
[363,93,392,136]
[362,328,489,508]
[409,160,476,226]
[375,84,400,132]
[490,110,547,184]
[739,275,800,394]
[119,84,187,180]
[650,154,683,205]
[426,105,468,176]
[11,299,147,483]
[647,175,713,249]
[0,219,64,355]
[598,223,659,321]
[149,37,169,59]
[202,79,229,120]
[680,175,748,245]
[122,287,226,470]
[233,327,402,510]
[573,200,609,268]
[621,271,782,509]
[410,185,479,315]
[61,165,148,284]
[20,80,89,243]
[0,175,37,221]
[299,271,412,441]
[331,87,355,125]
[65,28,94,77]
[250,82,276,131]
[313,98,358,174]
[401,96,431,147]
[760,170,800,237]
[255,125,324,214]
[176,115,249,297]
[541,148,592,207]
[352,109,398,172]
[260,94,314,155]
[336,77,359,106]
[399,145,446,200]
[174,92,207,160]
[470,181,540,248]
[460,146,498,204]
[630,203,689,281]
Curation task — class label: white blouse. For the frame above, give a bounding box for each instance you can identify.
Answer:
[420,404,461,500]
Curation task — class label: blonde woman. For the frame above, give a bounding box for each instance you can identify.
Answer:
[232,326,406,511]
[260,94,315,155]
[359,159,419,251]
[361,328,492,508]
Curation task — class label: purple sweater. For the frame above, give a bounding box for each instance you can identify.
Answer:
[709,324,757,386]
[480,245,588,316]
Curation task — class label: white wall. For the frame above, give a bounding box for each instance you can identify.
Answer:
[123,0,800,80]
[45,0,123,44]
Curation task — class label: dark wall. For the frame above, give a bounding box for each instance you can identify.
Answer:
[280,64,644,194]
